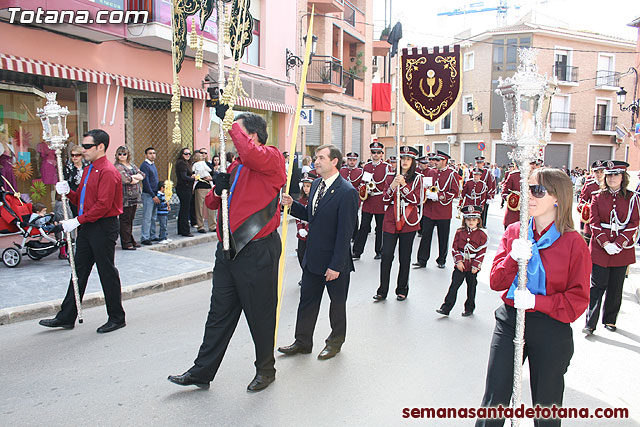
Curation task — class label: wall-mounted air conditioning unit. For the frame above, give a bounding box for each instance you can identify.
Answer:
[447,135,458,145]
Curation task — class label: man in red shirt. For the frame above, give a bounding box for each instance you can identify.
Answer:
[39,129,126,334]
[168,112,286,393]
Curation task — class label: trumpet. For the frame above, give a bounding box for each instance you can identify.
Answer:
[359,181,376,201]
[367,181,376,191]
[429,186,439,193]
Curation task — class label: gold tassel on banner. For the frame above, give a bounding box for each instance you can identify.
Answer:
[195,34,204,69]
[189,17,198,49]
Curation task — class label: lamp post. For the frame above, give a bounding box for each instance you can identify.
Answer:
[496,48,556,426]
[37,92,83,324]
[616,67,639,126]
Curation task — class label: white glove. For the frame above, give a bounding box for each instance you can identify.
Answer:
[55,181,70,195]
[61,217,80,233]
[298,229,308,238]
[604,242,621,255]
[426,192,438,201]
[510,238,532,262]
[514,288,536,310]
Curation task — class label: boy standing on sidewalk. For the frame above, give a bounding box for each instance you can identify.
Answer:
[157,181,171,244]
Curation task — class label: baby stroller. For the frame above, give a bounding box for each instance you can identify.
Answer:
[0,189,67,268]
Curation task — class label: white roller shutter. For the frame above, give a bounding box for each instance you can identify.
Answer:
[306,110,322,147]
[332,114,344,152]
[351,118,362,155]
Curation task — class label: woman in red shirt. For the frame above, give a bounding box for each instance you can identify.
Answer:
[476,168,590,427]
[373,146,422,301]
[584,160,638,334]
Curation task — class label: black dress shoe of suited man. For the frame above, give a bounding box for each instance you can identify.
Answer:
[39,318,74,329]
[317,345,340,360]
[96,321,126,334]
[277,342,312,355]
[247,374,275,392]
[167,372,210,389]
[412,262,426,269]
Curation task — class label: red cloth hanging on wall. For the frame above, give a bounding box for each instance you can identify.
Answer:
[372,83,391,112]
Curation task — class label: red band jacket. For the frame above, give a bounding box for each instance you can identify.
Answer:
[451,226,488,271]
[340,166,364,207]
[360,161,393,215]
[589,189,639,267]
[422,166,460,220]
[479,168,497,198]
[460,179,488,207]
[577,178,601,235]
[501,170,520,227]
[382,173,422,233]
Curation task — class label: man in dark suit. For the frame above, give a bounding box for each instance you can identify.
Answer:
[279,144,358,360]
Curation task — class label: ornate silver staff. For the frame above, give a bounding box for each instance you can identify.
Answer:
[37,92,83,323]
[216,0,230,252]
[495,48,555,425]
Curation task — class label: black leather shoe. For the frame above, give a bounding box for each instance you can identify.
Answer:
[352,254,361,260]
[437,263,446,269]
[141,240,152,245]
[374,253,382,260]
[39,318,74,329]
[198,229,207,234]
[318,345,340,360]
[604,324,617,332]
[461,311,473,317]
[181,233,194,237]
[278,342,312,355]
[247,374,275,392]
[412,262,426,269]
[397,295,407,301]
[167,372,210,389]
[372,294,386,301]
[582,327,595,335]
[96,321,126,334]
[436,308,449,316]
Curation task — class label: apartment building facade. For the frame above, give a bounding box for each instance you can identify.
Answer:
[375,17,636,169]
[296,0,375,158]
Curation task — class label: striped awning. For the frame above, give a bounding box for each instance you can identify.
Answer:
[0,53,111,85]
[112,74,208,99]
[236,96,295,114]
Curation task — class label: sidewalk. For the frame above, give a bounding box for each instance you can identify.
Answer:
[0,219,218,324]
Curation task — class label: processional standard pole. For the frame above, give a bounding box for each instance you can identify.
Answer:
[495,48,556,426]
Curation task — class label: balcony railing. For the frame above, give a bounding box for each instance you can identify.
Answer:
[127,0,155,21]
[553,64,578,82]
[550,112,576,129]
[343,70,363,97]
[344,2,356,27]
[307,56,343,87]
[595,70,620,87]
[593,115,618,132]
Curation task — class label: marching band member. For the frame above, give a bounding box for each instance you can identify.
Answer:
[436,205,487,316]
[352,141,393,260]
[417,156,429,174]
[474,156,496,226]
[576,160,605,243]
[340,152,364,241]
[295,172,317,285]
[373,146,422,302]
[501,160,541,229]
[476,168,590,427]
[387,155,397,173]
[460,168,488,208]
[414,150,460,269]
[584,160,639,335]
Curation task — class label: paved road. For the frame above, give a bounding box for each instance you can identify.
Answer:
[1,204,639,426]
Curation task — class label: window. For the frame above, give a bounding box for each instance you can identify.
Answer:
[424,122,435,134]
[596,54,616,86]
[463,52,474,71]
[243,18,260,66]
[462,95,473,115]
[506,38,518,70]
[440,112,452,132]
[493,39,504,71]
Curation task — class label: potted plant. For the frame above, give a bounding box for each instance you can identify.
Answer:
[318,66,331,83]
[380,26,390,41]
[347,51,367,80]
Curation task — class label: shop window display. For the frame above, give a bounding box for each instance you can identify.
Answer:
[0,86,81,210]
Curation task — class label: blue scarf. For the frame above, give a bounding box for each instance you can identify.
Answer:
[506,219,561,299]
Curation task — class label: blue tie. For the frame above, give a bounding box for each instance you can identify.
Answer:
[78,164,93,216]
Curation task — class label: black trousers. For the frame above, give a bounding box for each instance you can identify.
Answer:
[352,211,384,256]
[56,217,125,324]
[176,187,192,235]
[297,238,307,268]
[377,231,415,298]
[481,203,489,227]
[189,232,281,381]
[294,267,350,349]
[476,304,574,427]
[585,263,627,330]
[440,268,477,314]
[416,216,451,266]
[352,211,360,241]
[118,205,137,248]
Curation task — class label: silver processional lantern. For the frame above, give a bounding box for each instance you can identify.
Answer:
[495,48,556,426]
[36,92,83,324]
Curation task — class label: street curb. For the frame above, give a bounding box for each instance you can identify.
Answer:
[0,268,212,326]
[145,233,218,253]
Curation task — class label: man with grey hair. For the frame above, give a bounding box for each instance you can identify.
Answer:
[279,144,358,360]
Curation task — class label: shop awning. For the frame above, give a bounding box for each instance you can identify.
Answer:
[112,74,208,99]
[236,97,296,114]
[0,53,111,85]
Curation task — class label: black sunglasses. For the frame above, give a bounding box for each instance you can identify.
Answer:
[183,152,191,156]
[529,185,548,198]
[371,151,383,154]
[82,143,97,150]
